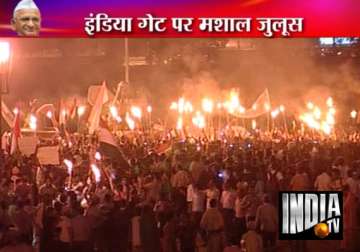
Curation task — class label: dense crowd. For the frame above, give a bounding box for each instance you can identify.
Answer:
[0,129,360,252]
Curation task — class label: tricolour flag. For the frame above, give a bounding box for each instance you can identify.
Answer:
[97,124,129,169]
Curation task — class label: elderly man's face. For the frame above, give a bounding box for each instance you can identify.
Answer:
[12,9,41,36]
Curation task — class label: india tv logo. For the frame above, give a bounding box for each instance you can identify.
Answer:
[279,192,343,240]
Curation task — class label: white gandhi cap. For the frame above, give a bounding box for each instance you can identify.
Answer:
[13,0,39,16]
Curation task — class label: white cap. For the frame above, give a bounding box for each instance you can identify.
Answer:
[13,0,39,16]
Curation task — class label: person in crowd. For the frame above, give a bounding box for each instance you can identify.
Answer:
[140,205,161,252]
[241,219,263,252]
[220,181,236,244]
[314,168,332,191]
[71,207,93,252]
[200,199,224,252]
[0,121,360,252]
[191,184,206,228]
[255,194,277,250]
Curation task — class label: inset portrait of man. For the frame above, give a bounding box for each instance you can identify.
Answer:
[11,0,41,36]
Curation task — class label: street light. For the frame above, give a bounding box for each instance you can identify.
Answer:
[0,41,11,150]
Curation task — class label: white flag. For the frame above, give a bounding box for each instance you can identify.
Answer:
[88,82,109,134]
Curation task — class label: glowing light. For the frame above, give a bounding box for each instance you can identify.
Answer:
[176,117,183,130]
[61,110,67,117]
[147,105,152,113]
[229,91,240,108]
[321,122,332,135]
[351,110,357,119]
[251,120,257,130]
[0,41,10,63]
[13,108,19,115]
[192,111,206,129]
[329,108,336,115]
[264,103,271,112]
[131,106,142,119]
[307,102,314,110]
[110,106,118,119]
[95,152,101,161]
[126,113,135,130]
[252,104,257,110]
[224,90,241,114]
[63,159,73,175]
[313,107,321,119]
[279,105,285,112]
[202,98,214,113]
[178,98,185,114]
[326,113,335,125]
[77,106,86,117]
[271,109,280,118]
[29,114,37,130]
[115,116,122,123]
[170,102,178,110]
[46,111,52,119]
[238,106,245,114]
[299,113,320,130]
[91,164,101,183]
[184,101,193,113]
[326,97,333,107]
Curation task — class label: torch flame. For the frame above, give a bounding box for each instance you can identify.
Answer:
[351,110,357,119]
[95,152,101,161]
[29,114,37,130]
[202,98,214,113]
[46,111,52,119]
[251,120,257,130]
[91,164,101,183]
[192,111,206,129]
[77,106,86,117]
[176,117,183,130]
[126,113,135,130]
[131,106,142,119]
[64,159,73,175]
[326,97,333,107]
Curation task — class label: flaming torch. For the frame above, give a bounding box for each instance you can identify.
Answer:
[110,105,119,119]
[202,98,214,114]
[192,111,206,129]
[77,106,86,117]
[251,120,257,130]
[176,117,183,130]
[29,114,37,133]
[46,111,52,119]
[64,159,73,189]
[95,152,102,161]
[351,110,357,119]
[91,164,101,183]
[131,106,142,119]
[126,113,135,130]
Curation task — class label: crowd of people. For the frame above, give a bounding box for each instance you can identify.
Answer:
[0,127,360,252]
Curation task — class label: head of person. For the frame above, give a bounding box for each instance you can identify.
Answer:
[209,198,218,208]
[12,0,41,36]
[262,194,271,204]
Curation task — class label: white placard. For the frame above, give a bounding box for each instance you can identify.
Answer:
[37,146,60,165]
[19,136,38,157]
